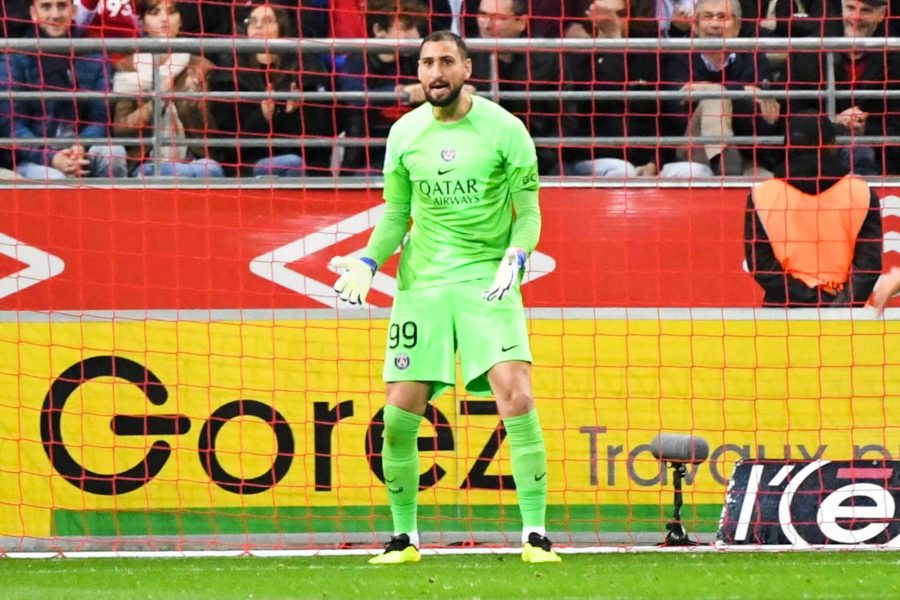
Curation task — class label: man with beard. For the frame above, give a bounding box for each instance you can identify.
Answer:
[784,0,900,175]
[469,0,568,175]
[328,30,561,565]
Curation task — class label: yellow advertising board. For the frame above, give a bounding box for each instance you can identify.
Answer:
[1,316,899,539]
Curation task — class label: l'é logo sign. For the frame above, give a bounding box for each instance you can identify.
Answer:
[0,232,64,299]
[249,205,557,309]
[718,460,900,547]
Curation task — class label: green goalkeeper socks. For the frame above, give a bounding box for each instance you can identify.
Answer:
[503,409,548,532]
[381,405,423,538]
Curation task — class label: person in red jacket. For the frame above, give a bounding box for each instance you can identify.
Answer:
[75,0,140,65]
[745,111,883,307]
[76,0,139,36]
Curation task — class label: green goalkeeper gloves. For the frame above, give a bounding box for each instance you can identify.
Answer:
[482,247,527,301]
[330,256,377,306]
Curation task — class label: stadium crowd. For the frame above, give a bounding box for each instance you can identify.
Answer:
[1,0,899,179]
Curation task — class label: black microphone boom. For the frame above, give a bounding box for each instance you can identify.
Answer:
[650,433,710,464]
[650,433,710,546]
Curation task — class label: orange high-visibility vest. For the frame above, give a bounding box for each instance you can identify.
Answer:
[752,176,871,293]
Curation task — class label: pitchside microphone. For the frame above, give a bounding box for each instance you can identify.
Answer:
[650,434,710,465]
[650,433,710,546]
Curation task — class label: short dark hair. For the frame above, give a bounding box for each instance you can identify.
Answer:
[366,0,428,37]
[136,0,181,20]
[420,30,469,60]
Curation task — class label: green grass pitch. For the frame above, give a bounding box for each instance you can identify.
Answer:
[2,552,900,599]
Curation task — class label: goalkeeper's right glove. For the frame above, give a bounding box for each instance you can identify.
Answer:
[329,256,377,306]
[482,247,527,301]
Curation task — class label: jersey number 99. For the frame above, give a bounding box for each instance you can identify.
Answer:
[389,321,418,349]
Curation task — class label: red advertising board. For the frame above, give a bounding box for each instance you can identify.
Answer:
[0,186,896,310]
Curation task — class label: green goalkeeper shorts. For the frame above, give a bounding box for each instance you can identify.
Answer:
[383,277,532,401]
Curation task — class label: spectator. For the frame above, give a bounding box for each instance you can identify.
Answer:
[665,0,781,176]
[745,112,882,306]
[234,0,333,38]
[112,0,222,177]
[587,0,659,40]
[331,0,367,37]
[564,0,673,177]
[75,0,140,38]
[757,0,843,39]
[470,0,568,174]
[74,0,139,68]
[784,0,900,175]
[429,0,481,36]
[751,0,844,78]
[657,0,695,36]
[338,0,428,175]
[0,0,127,179]
[209,2,335,177]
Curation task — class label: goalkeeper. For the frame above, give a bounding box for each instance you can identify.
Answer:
[329,30,560,565]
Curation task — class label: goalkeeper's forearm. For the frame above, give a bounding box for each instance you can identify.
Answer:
[362,200,410,268]
[509,188,541,255]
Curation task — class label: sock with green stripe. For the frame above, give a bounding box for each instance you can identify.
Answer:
[503,409,549,543]
[382,404,423,543]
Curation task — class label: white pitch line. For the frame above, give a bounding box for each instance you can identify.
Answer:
[4,544,900,559]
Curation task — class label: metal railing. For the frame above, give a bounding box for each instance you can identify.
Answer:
[2,36,900,185]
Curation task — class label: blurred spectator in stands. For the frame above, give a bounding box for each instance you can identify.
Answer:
[757,0,842,38]
[74,0,139,69]
[561,0,594,38]
[2,1,36,36]
[331,0,367,36]
[75,0,139,38]
[209,2,334,177]
[657,0,695,36]
[749,0,844,78]
[564,0,674,177]
[470,0,568,174]
[563,0,690,38]
[0,0,127,179]
[338,0,428,175]
[112,0,222,177]
[233,0,332,38]
[666,0,781,176]
[745,111,882,306]
[428,0,480,36]
[784,0,900,175]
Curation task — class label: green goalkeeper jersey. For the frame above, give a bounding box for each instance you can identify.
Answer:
[363,94,541,290]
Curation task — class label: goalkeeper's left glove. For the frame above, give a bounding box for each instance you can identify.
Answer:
[329,255,377,305]
[482,247,527,301]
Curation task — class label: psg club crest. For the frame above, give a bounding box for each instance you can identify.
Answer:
[394,353,411,370]
[440,147,456,162]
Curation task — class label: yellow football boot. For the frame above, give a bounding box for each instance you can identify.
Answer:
[521,533,562,563]
[368,534,421,565]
